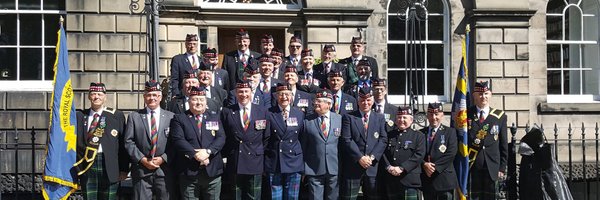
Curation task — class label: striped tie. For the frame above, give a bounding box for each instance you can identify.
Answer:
[363,113,369,131]
[333,94,339,113]
[192,55,198,70]
[87,113,100,139]
[149,111,158,158]
[243,107,249,131]
[196,114,202,130]
[321,116,328,138]
[263,79,269,93]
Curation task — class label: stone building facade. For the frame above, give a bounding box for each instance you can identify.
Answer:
[0,0,599,180]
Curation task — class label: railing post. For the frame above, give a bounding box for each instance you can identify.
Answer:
[0,131,3,200]
[554,124,559,161]
[582,123,588,200]
[507,123,518,200]
[595,122,599,200]
[30,127,35,199]
[14,128,19,199]
[568,123,573,186]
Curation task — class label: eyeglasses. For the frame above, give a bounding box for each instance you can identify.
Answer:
[289,45,302,48]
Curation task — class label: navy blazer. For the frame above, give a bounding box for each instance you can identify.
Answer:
[222,50,262,87]
[221,104,269,175]
[301,112,342,176]
[372,102,398,133]
[226,89,272,108]
[265,106,305,174]
[170,53,201,98]
[419,125,459,191]
[166,95,220,116]
[381,128,426,187]
[169,111,225,178]
[340,110,388,178]
[213,68,231,91]
[330,92,358,115]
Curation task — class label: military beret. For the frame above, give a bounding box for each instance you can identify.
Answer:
[244,61,260,75]
[198,62,214,71]
[188,86,206,96]
[315,89,333,100]
[357,58,371,67]
[301,49,314,58]
[261,34,273,43]
[351,36,365,44]
[474,81,491,92]
[290,36,302,44]
[372,78,386,87]
[270,48,283,57]
[89,82,106,93]
[236,80,253,89]
[275,83,291,92]
[284,65,297,74]
[183,70,198,80]
[397,106,413,116]
[358,87,373,98]
[144,80,161,92]
[427,102,443,113]
[236,28,250,39]
[258,54,275,63]
[185,34,198,41]
[328,69,343,78]
[323,44,336,52]
[201,48,217,58]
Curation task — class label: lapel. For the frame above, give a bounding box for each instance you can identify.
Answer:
[273,107,287,134]
[184,111,200,139]
[312,117,326,141]
[182,54,193,70]
[352,111,367,141]
[231,105,245,137]
[365,112,376,141]
[158,108,170,144]
[138,109,151,142]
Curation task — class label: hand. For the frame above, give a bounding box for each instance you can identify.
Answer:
[423,162,436,177]
[358,156,372,169]
[141,157,159,170]
[200,158,210,166]
[195,149,210,161]
[498,171,505,179]
[119,172,128,181]
[151,156,164,166]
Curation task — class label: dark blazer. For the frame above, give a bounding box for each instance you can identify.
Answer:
[284,55,302,72]
[340,111,388,178]
[221,104,269,175]
[170,53,201,98]
[297,70,326,94]
[206,86,228,111]
[124,108,175,179]
[419,125,459,191]
[330,91,358,115]
[166,96,220,116]
[264,106,305,173]
[381,128,425,188]
[339,55,379,84]
[271,89,314,115]
[222,50,262,87]
[76,108,128,183]
[226,89,271,108]
[272,64,287,82]
[301,112,342,176]
[468,107,508,181]
[372,102,398,133]
[169,111,226,177]
[314,62,345,78]
[213,68,230,91]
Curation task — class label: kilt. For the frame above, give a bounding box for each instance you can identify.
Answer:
[469,168,497,200]
[83,153,118,200]
[268,173,301,200]
[340,175,378,200]
[384,186,421,200]
[235,174,262,200]
[422,189,454,200]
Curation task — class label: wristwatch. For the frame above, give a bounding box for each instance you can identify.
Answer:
[206,149,212,155]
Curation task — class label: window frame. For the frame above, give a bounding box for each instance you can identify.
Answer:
[386,0,452,105]
[0,1,66,91]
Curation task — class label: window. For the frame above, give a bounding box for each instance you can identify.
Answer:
[386,0,451,105]
[0,0,65,91]
[547,0,600,102]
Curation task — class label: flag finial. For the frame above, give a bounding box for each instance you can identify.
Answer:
[59,15,64,26]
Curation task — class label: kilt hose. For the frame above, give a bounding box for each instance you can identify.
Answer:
[83,152,118,200]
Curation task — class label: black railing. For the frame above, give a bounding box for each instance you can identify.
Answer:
[1,123,599,199]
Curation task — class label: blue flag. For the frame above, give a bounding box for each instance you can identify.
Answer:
[42,19,78,200]
[452,25,471,200]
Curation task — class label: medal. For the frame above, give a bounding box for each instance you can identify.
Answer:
[439,144,447,153]
[92,136,99,143]
[374,132,379,139]
[494,135,498,141]
[111,129,118,137]
[334,128,341,137]
[387,120,394,127]
[345,103,353,110]
[474,138,481,145]
[211,130,216,136]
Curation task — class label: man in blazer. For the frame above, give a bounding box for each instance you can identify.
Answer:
[338,36,379,84]
[222,29,262,88]
[201,47,230,91]
[124,81,176,200]
[343,58,374,99]
[260,34,274,55]
[169,86,226,199]
[314,44,345,78]
[270,48,286,82]
[167,71,220,115]
[221,80,269,200]
[340,87,387,200]
[468,81,508,200]
[265,83,305,200]
[371,78,398,132]
[297,49,326,94]
[75,82,128,200]
[275,65,314,115]
[301,90,342,200]
[258,54,283,94]
[170,34,202,98]
[285,36,303,72]
[419,103,458,200]
[380,107,425,200]
[326,69,357,115]
[198,62,228,112]
[226,62,272,107]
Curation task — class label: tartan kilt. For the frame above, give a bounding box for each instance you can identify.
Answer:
[83,153,118,200]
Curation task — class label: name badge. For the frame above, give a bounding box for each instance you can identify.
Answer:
[404,141,412,149]
[206,121,219,131]
[286,117,299,127]
[298,99,309,107]
[345,103,353,110]
[255,119,267,130]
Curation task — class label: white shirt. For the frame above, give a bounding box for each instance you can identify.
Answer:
[238,103,252,128]
[146,107,161,136]
[187,53,198,67]
[88,108,104,152]
[476,106,490,120]
[352,55,363,65]
[184,96,190,110]
[238,50,250,62]
[205,86,212,98]
[375,100,386,114]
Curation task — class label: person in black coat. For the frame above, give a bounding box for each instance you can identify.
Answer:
[221,29,262,88]
[326,69,357,115]
[258,54,282,94]
[284,36,303,72]
[371,78,397,132]
[380,106,425,200]
[270,48,286,82]
[75,82,128,200]
[198,62,228,113]
[167,71,220,115]
[419,103,458,200]
[297,49,326,94]
[170,34,202,98]
[338,36,379,84]
[468,81,508,200]
[201,47,230,91]
[314,44,346,78]
[170,86,226,199]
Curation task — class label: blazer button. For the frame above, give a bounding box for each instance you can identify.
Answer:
[295,131,298,133]
[366,145,368,147]
[280,149,282,152]
[274,130,277,133]
[281,140,283,142]
[239,150,242,153]
[249,142,253,145]
[289,150,292,153]
[240,141,243,143]
[289,140,293,143]
[483,146,486,149]
[248,152,251,155]
[393,158,397,160]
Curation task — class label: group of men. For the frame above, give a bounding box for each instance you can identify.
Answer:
[73,28,507,200]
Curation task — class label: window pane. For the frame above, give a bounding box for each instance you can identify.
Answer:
[427,44,443,69]
[427,0,444,14]
[20,48,43,80]
[199,29,208,43]
[427,71,444,95]
[44,15,60,45]
[388,44,405,69]
[547,70,561,94]
[388,0,409,14]
[18,0,41,10]
[44,48,56,80]
[43,0,65,10]
[547,44,562,68]
[388,16,406,41]
[428,16,443,39]
[0,48,17,80]
[566,7,582,40]
[0,0,16,9]
[547,0,566,14]
[387,70,425,95]
[566,44,581,68]
[546,16,562,40]
[0,14,18,45]
[20,14,42,45]
[565,70,581,94]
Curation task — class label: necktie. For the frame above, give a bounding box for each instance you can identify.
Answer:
[429,129,436,144]
[362,81,368,89]
[196,114,202,130]
[376,105,382,114]
[241,54,247,67]
[363,113,369,131]
[333,94,339,113]
[149,111,158,157]
[282,109,289,121]
[243,107,250,131]
[306,73,313,84]
[479,110,485,123]
[321,116,328,138]
[292,58,298,66]
[353,58,358,66]
[191,55,198,70]
[263,79,269,93]
[87,113,100,139]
